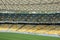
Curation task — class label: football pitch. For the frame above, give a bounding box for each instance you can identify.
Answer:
[0,32,60,40]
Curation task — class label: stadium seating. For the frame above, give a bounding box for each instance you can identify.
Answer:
[0,13,60,23]
[0,24,9,31]
[8,24,18,31]
[0,0,60,37]
[1,0,60,4]
[0,24,60,35]
[0,0,60,13]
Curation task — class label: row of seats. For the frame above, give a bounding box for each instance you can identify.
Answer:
[0,24,24,31]
[0,24,60,35]
[0,0,60,4]
[0,4,60,13]
[0,0,60,13]
[0,13,60,23]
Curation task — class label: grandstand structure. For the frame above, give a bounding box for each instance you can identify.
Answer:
[0,0,60,13]
[0,13,60,23]
[0,24,60,35]
[0,0,60,36]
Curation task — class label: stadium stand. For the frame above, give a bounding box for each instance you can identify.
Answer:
[0,24,9,31]
[0,0,60,13]
[0,13,60,23]
[0,24,60,35]
[0,0,60,37]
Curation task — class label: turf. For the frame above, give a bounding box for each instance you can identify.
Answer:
[0,32,60,40]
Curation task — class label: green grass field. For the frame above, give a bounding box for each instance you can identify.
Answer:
[0,32,60,40]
